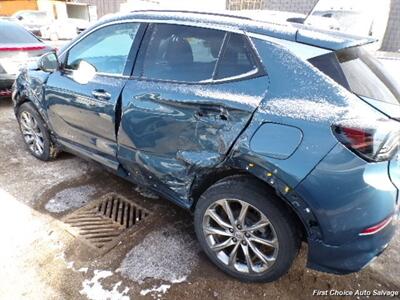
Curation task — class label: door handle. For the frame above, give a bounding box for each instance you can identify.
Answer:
[92,89,111,100]
[195,106,228,121]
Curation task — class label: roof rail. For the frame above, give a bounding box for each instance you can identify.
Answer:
[129,9,253,21]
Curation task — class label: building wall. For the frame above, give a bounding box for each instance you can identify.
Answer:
[0,0,38,16]
[382,0,400,51]
[264,0,317,13]
[227,0,267,10]
[77,0,125,18]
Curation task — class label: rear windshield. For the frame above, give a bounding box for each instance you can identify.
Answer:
[309,47,400,105]
[0,22,40,44]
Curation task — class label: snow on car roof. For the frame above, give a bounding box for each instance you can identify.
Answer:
[99,10,376,51]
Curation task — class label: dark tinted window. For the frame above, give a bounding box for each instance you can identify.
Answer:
[308,52,350,89]
[215,33,258,80]
[0,22,39,44]
[310,47,400,105]
[140,24,225,82]
[67,23,139,75]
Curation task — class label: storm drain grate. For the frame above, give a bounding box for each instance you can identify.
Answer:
[63,193,151,249]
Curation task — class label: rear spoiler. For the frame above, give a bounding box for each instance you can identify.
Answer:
[296,28,377,51]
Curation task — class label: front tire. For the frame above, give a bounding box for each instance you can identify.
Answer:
[194,175,300,282]
[17,102,59,161]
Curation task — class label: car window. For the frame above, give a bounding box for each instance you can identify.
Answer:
[66,23,139,75]
[215,33,258,80]
[139,24,225,82]
[0,22,40,44]
[310,47,400,105]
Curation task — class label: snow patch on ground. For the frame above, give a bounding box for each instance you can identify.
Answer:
[45,185,97,213]
[118,225,198,283]
[80,270,130,300]
[140,284,171,298]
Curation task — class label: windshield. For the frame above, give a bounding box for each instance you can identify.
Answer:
[310,47,400,105]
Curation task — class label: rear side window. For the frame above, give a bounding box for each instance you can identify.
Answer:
[215,33,258,80]
[66,23,139,75]
[0,22,39,44]
[139,24,225,82]
[310,47,400,105]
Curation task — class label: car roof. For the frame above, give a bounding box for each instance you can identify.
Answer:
[99,10,376,51]
[0,20,21,27]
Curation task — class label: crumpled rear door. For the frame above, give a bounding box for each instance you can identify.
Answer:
[117,77,268,206]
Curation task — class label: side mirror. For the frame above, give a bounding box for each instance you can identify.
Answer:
[38,52,60,73]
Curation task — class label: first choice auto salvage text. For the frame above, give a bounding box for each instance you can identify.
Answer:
[312,289,399,297]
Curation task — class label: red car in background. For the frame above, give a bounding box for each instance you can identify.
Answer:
[0,20,52,99]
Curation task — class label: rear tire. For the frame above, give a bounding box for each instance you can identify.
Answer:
[194,175,300,282]
[17,102,59,161]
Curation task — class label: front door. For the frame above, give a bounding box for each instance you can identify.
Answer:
[117,24,269,205]
[45,22,144,168]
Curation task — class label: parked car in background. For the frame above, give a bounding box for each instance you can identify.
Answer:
[12,10,52,37]
[40,18,90,41]
[0,20,52,99]
[239,0,390,51]
[12,10,399,282]
[0,16,14,21]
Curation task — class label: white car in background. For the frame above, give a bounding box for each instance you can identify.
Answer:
[12,10,52,37]
[239,0,391,51]
[40,18,90,41]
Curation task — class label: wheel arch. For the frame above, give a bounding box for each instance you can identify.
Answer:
[190,168,311,242]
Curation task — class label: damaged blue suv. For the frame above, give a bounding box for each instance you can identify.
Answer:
[12,10,399,282]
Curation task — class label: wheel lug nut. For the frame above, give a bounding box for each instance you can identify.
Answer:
[229,228,234,233]
[232,238,237,243]
[245,233,250,238]
[237,225,242,230]
[242,241,247,245]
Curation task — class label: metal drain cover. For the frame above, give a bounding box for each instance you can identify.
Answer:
[63,193,151,250]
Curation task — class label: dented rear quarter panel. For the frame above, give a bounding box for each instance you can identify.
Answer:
[227,38,390,239]
[230,37,386,186]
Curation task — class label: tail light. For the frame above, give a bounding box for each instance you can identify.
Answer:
[359,215,393,236]
[333,120,400,162]
[0,46,46,52]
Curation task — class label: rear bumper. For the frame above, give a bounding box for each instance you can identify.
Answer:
[0,74,16,89]
[307,219,396,274]
[296,143,398,274]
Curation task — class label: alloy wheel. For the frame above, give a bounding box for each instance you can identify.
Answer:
[19,111,45,156]
[202,199,279,274]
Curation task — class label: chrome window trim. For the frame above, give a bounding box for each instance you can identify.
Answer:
[59,18,244,58]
